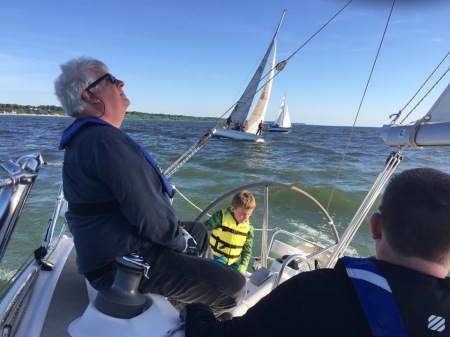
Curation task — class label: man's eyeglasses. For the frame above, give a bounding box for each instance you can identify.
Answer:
[84,73,116,92]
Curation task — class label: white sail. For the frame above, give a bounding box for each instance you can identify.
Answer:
[273,96,286,127]
[266,95,292,132]
[274,95,291,128]
[425,82,450,123]
[282,103,291,128]
[380,82,450,147]
[246,40,277,134]
[220,10,285,136]
[227,45,274,127]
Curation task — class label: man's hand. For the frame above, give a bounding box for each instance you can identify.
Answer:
[180,227,199,255]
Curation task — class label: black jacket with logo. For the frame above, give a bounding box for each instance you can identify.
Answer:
[186,258,450,337]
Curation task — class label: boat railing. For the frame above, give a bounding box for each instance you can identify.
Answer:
[0,154,44,262]
[32,181,68,271]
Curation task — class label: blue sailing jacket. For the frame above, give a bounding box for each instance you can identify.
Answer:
[342,256,408,337]
[59,118,175,198]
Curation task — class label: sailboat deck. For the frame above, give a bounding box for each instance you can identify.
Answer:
[41,245,89,337]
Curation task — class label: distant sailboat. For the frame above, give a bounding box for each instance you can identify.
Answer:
[266,95,292,132]
[213,11,285,142]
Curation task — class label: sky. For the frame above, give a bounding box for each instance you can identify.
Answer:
[0,0,449,127]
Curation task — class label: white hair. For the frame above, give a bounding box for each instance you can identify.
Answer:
[54,56,109,117]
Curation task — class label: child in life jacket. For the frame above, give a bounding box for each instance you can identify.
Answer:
[204,190,255,273]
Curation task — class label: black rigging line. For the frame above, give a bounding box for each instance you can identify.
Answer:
[325,0,397,213]
[397,51,450,124]
[167,1,355,177]
[283,0,353,64]
[214,0,354,126]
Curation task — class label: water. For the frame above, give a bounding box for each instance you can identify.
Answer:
[1,115,449,277]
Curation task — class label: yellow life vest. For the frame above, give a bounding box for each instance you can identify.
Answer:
[210,210,250,266]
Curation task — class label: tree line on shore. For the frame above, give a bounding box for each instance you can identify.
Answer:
[0,103,219,122]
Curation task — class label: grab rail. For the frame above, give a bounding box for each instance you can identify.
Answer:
[0,154,44,262]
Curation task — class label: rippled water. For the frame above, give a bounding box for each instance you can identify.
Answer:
[1,115,449,274]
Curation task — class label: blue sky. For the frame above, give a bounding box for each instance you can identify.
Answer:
[1,0,449,127]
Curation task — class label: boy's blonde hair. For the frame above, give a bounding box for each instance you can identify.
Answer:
[231,190,256,210]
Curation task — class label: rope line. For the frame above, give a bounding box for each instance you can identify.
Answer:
[172,185,210,216]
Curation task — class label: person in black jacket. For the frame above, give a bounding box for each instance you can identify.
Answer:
[54,56,246,316]
[184,167,450,336]
[256,120,264,135]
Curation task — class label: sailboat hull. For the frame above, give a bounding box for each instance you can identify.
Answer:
[266,127,291,132]
[213,128,265,142]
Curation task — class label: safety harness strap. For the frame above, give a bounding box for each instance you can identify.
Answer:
[342,257,408,337]
[60,117,174,197]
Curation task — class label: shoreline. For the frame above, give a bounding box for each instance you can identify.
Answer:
[0,113,66,117]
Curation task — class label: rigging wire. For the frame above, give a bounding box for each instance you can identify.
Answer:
[389,50,450,124]
[399,62,450,124]
[163,131,212,177]
[282,0,353,64]
[214,0,354,127]
[324,0,397,215]
[164,1,354,178]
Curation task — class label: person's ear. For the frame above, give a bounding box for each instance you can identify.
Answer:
[370,212,383,240]
[82,90,99,103]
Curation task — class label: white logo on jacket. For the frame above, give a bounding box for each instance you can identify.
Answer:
[428,315,445,332]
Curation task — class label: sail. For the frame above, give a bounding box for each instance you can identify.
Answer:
[227,11,285,127]
[282,100,291,128]
[380,82,450,147]
[425,82,450,123]
[228,47,272,127]
[273,95,291,128]
[273,96,286,126]
[246,40,277,134]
